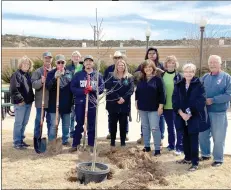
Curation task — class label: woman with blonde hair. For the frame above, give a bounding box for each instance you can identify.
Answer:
[162,55,183,155]
[10,56,35,149]
[105,59,134,148]
[135,59,165,156]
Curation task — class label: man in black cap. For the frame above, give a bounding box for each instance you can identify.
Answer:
[69,55,104,152]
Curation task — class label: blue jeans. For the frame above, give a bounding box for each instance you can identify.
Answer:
[141,114,165,140]
[13,104,32,145]
[139,110,161,151]
[70,105,75,136]
[199,112,228,162]
[108,114,129,134]
[163,109,183,151]
[49,113,70,144]
[34,108,51,139]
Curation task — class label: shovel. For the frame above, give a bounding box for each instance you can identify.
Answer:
[48,69,63,154]
[82,74,90,150]
[34,68,47,154]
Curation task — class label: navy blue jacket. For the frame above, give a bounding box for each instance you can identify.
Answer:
[135,76,165,111]
[45,68,73,114]
[103,64,115,81]
[10,69,34,104]
[70,70,104,109]
[172,77,210,134]
[105,73,134,114]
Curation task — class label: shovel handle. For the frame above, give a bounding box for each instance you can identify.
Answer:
[40,68,47,134]
[55,77,60,136]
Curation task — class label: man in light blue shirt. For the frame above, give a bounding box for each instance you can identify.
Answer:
[199,55,231,167]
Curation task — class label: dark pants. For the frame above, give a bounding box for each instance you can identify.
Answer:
[109,112,127,146]
[108,114,129,133]
[183,126,199,166]
[163,109,183,151]
[141,114,165,139]
[72,104,96,147]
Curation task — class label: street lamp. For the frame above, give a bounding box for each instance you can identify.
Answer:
[199,17,207,77]
[145,26,151,50]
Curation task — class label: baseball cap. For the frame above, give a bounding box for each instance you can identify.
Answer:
[43,52,52,58]
[55,54,66,62]
[84,55,94,62]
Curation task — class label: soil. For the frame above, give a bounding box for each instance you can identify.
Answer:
[2,129,231,189]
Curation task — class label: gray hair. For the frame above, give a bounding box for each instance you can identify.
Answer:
[182,63,196,73]
[208,55,222,65]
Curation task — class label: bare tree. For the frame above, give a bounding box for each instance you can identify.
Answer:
[90,8,134,171]
[184,21,231,73]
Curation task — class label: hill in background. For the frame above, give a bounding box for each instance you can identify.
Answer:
[2,34,231,47]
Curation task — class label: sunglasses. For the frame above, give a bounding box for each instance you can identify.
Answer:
[57,61,65,64]
[114,56,122,59]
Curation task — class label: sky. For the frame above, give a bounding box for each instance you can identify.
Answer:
[2,1,231,41]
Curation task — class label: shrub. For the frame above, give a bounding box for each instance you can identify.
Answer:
[2,66,17,84]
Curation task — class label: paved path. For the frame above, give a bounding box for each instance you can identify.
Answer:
[2,94,231,155]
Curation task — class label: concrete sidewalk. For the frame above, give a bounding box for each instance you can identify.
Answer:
[1,94,231,155]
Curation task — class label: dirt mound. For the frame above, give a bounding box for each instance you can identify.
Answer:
[64,146,169,188]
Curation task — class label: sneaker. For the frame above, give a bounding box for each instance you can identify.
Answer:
[121,142,126,147]
[188,164,198,172]
[125,135,129,141]
[68,147,77,153]
[142,147,151,152]
[106,133,111,139]
[137,136,144,144]
[167,146,174,151]
[176,159,191,164]
[21,141,30,147]
[62,142,71,147]
[154,150,161,156]
[211,161,222,167]
[14,144,26,150]
[199,156,211,161]
[174,150,182,156]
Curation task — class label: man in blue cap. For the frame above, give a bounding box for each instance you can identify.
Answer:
[31,51,53,143]
[69,55,104,152]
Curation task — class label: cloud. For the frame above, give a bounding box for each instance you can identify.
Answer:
[2,1,231,41]
[2,19,161,40]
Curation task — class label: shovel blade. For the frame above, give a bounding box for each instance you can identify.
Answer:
[34,137,47,154]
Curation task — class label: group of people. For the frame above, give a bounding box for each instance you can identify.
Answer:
[9,47,231,172]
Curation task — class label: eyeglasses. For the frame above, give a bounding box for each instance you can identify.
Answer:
[57,61,65,64]
[114,57,122,59]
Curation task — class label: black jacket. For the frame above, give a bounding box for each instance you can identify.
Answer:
[10,69,34,104]
[105,73,134,114]
[45,68,73,114]
[172,77,210,134]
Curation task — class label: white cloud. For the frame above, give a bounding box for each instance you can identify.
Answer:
[2,19,161,40]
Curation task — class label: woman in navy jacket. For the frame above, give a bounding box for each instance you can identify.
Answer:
[172,63,209,171]
[105,59,134,148]
[135,59,165,156]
